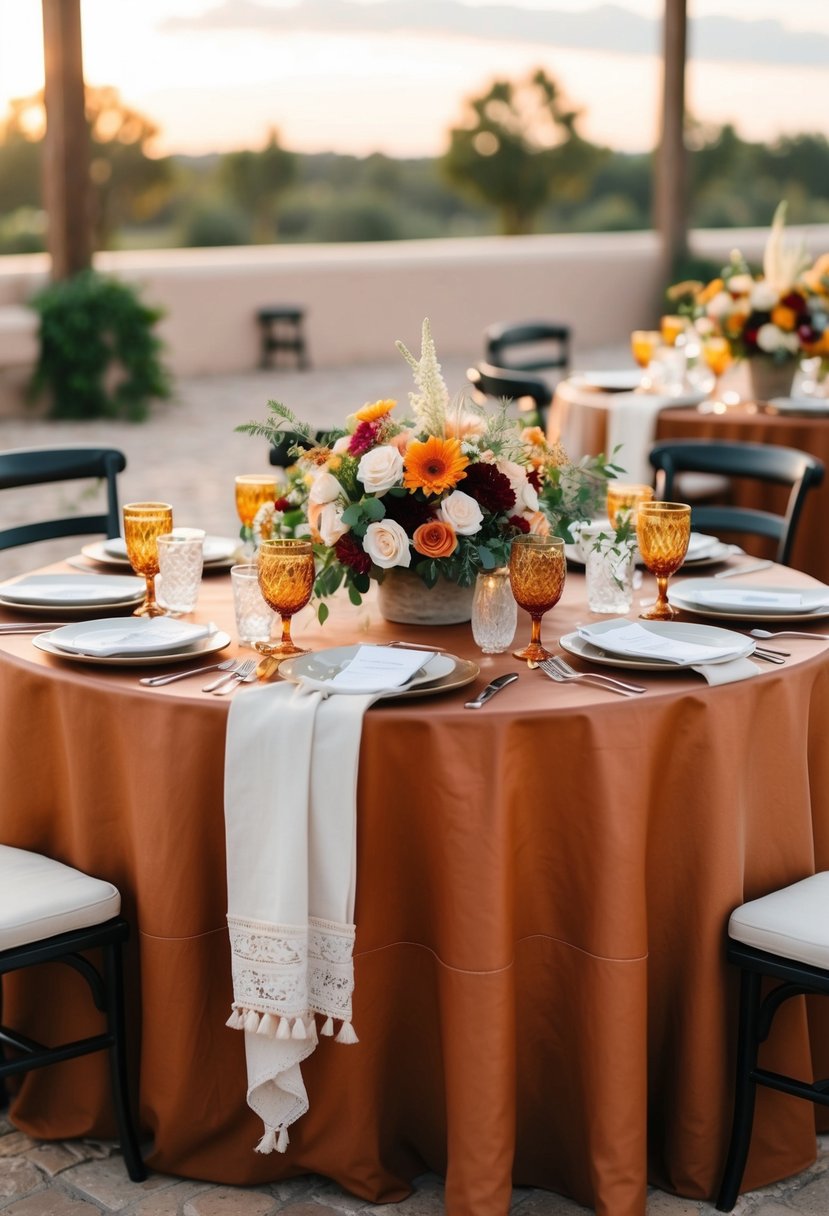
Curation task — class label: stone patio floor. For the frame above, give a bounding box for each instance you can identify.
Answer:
[2,355,828,1213]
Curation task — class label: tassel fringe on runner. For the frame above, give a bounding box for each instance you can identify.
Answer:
[225,1004,358,1046]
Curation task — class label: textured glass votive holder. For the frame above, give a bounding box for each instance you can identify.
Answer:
[156,530,205,616]
[471,568,517,654]
[231,563,276,647]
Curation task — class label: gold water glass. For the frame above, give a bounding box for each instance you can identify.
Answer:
[702,336,733,405]
[509,535,566,663]
[255,539,315,661]
[235,474,277,554]
[636,502,691,621]
[631,329,661,371]
[122,502,173,617]
[606,483,654,528]
[660,315,685,348]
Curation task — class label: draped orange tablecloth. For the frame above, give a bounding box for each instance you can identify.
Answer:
[2,567,829,1216]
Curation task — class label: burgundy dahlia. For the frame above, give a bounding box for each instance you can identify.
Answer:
[382,492,434,535]
[462,462,516,514]
[335,534,372,575]
[508,515,531,534]
[527,468,542,492]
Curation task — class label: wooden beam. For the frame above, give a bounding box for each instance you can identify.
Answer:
[41,0,92,279]
[655,0,688,289]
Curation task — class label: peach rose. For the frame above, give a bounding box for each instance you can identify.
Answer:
[308,469,342,505]
[307,500,323,542]
[526,511,551,537]
[317,502,349,547]
[412,520,458,559]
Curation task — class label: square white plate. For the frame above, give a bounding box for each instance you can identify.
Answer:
[33,620,231,666]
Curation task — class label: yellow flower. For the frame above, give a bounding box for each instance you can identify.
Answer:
[697,278,724,305]
[355,399,395,423]
[723,311,749,338]
[403,436,468,496]
[771,305,798,332]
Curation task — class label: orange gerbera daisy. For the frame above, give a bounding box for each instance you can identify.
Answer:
[355,398,395,423]
[403,436,468,496]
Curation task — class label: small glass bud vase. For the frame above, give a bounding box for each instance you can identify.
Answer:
[585,538,636,615]
[472,568,517,653]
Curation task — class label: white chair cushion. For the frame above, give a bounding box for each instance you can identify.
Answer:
[728,872,829,970]
[0,845,121,952]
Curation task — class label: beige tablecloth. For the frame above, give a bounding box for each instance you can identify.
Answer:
[2,566,829,1215]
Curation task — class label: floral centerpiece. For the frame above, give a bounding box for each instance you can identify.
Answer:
[239,320,620,623]
[668,203,829,397]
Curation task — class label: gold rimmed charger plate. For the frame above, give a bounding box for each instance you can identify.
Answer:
[32,628,232,667]
[278,644,479,700]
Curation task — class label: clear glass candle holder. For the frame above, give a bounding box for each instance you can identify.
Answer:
[471,568,517,654]
[585,538,636,615]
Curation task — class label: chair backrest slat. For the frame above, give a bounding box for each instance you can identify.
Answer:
[0,446,127,552]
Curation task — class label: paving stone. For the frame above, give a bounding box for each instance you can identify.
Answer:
[131,1180,215,1215]
[183,1187,276,1216]
[644,1192,703,1215]
[777,1172,829,1214]
[307,1180,383,1213]
[25,1143,84,1177]
[373,1175,446,1214]
[509,1186,587,1213]
[276,1206,347,1216]
[0,1157,43,1201]
[269,1176,327,1204]
[63,1157,172,1211]
[2,1193,103,1216]
[748,1204,798,1216]
[0,1133,35,1159]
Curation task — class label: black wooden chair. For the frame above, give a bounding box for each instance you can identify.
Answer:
[466,363,553,430]
[0,845,145,1181]
[484,321,570,376]
[0,446,126,551]
[717,873,829,1210]
[268,430,328,468]
[648,440,824,566]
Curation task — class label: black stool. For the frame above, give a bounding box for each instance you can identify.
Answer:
[256,306,309,370]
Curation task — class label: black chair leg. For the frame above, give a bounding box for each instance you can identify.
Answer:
[717,968,762,1211]
[103,942,146,1182]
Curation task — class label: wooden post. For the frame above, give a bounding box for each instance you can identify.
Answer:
[41,0,92,279]
[655,0,688,290]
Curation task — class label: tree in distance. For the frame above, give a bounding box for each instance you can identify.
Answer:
[441,67,605,236]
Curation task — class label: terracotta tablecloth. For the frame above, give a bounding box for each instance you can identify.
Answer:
[2,566,829,1216]
[548,381,829,582]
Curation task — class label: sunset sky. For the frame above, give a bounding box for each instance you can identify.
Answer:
[1,1,828,159]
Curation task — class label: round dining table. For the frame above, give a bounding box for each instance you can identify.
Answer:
[548,379,829,583]
[2,561,829,1216]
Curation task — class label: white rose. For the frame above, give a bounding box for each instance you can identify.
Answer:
[332,435,351,455]
[439,490,483,536]
[363,519,411,569]
[498,459,538,513]
[317,502,349,547]
[309,470,341,504]
[728,273,754,296]
[706,291,734,320]
[694,316,716,337]
[750,281,778,311]
[756,323,786,354]
[357,444,404,495]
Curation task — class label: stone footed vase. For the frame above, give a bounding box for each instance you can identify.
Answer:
[377,569,475,625]
[746,357,795,403]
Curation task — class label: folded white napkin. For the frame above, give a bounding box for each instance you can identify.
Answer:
[688,589,810,610]
[685,533,721,560]
[577,622,746,665]
[224,675,386,1155]
[328,645,432,693]
[51,619,213,656]
[691,657,760,685]
[606,392,677,483]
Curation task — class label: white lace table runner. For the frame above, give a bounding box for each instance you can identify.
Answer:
[224,680,376,1153]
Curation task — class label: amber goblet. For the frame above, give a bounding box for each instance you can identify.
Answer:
[255,539,315,662]
[122,502,173,617]
[235,474,278,555]
[606,483,654,528]
[701,336,733,406]
[636,502,691,621]
[509,535,566,663]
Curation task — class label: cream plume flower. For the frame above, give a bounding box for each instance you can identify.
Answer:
[763,201,809,296]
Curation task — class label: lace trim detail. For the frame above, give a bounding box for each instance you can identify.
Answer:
[227,914,355,1021]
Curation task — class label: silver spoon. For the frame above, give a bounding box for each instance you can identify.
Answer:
[751,628,829,641]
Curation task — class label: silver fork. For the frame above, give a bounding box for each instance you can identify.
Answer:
[540,656,646,697]
[141,658,239,688]
[202,659,249,692]
[209,659,257,694]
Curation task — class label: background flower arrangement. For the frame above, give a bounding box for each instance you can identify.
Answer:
[240,320,620,621]
[668,203,829,370]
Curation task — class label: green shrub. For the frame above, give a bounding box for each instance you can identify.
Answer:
[28,269,172,421]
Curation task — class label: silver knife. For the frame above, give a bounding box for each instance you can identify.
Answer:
[464,672,519,709]
[714,560,774,579]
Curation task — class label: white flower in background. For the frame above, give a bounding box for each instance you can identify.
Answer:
[749,280,778,311]
[706,291,734,320]
[694,316,716,337]
[728,274,754,295]
[363,519,412,568]
[317,502,349,547]
[498,459,539,513]
[439,490,483,536]
[357,444,404,494]
[308,469,342,504]
[763,201,810,296]
[331,435,351,455]
[756,323,787,354]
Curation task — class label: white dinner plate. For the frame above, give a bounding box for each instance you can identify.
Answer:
[560,619,754,671]
[33,622,231,666]
[669,578,829,622]
[0,574,145,612]
[81,536,239,569]
[41,617,220,658]
[768,396,829,417]
[278,645,479,699]
[572,370,642,393]
[565,532,729,571]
